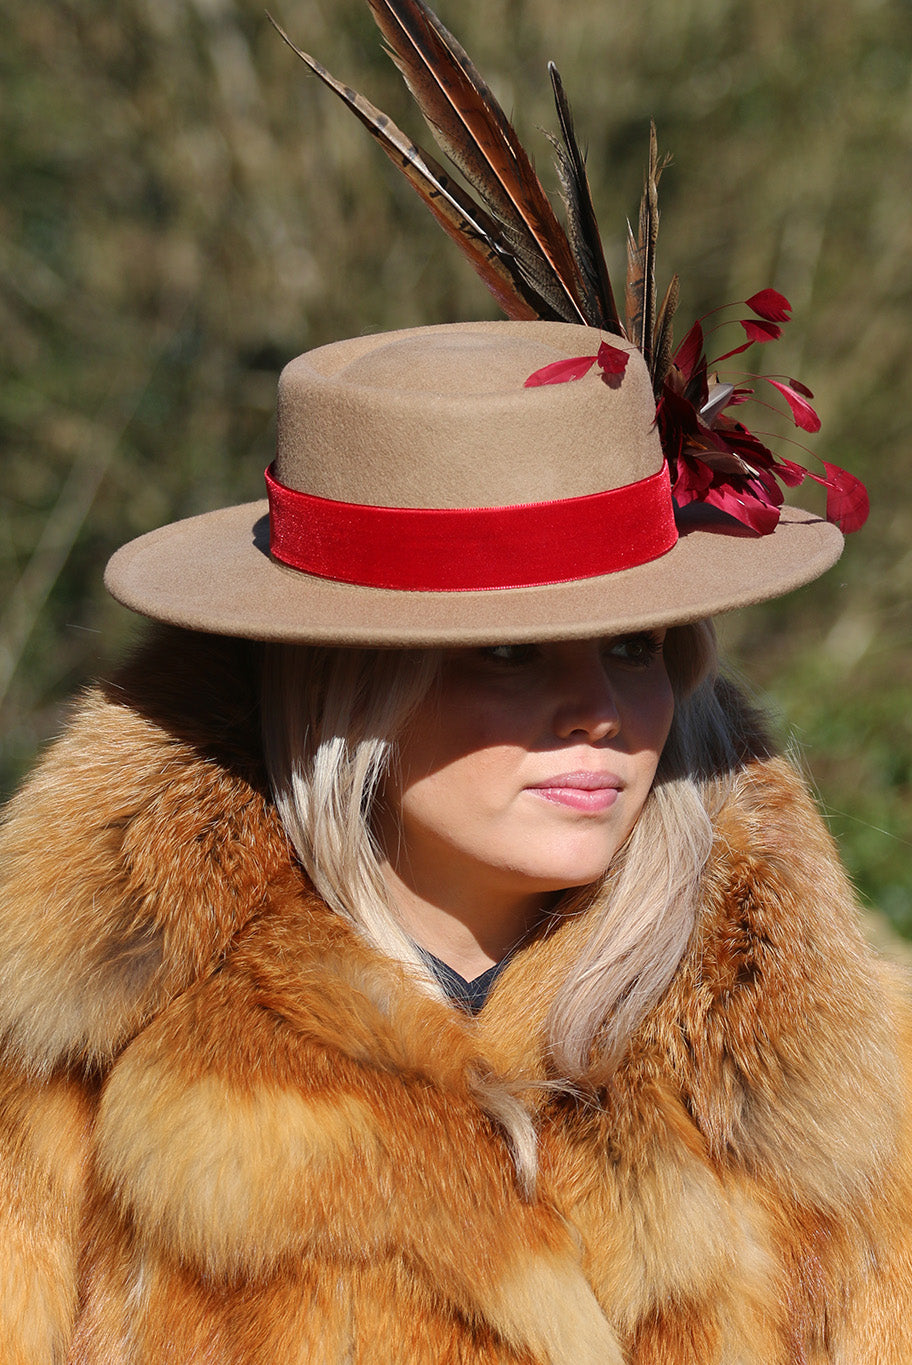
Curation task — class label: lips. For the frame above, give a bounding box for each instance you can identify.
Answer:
[526,770,622,812]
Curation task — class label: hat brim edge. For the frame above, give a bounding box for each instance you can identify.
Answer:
[104,499,844,646]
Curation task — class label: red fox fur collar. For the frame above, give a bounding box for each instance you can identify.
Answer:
[0,628,910,1364]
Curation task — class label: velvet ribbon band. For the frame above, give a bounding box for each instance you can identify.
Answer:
[265,463,678,591]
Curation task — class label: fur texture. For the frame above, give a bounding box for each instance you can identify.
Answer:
[1,628,910,1363]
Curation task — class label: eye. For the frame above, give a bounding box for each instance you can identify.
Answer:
[603,632,664,668]
[476,644,539,666]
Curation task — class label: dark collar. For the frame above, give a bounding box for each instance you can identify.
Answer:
[415,947,514,1014]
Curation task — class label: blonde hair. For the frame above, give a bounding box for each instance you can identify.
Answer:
[545,624,738,1084]
[262,645,440,972]
[261,625,738,1087]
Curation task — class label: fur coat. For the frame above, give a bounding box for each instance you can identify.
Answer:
[1,628,911,1364]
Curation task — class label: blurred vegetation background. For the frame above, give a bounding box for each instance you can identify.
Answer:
[2,0,910,932]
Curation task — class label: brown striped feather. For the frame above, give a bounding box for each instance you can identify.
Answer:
[366,0,588,322]
[269,16,544,320]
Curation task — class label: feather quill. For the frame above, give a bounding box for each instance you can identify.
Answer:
[366,0,588,323]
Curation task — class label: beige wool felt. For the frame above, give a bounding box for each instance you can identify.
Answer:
[104,320,843,644]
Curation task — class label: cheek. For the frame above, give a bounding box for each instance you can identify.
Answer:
[384,692,522,844]
[395,686,530,791]
[622,664,675,752]
[619,670,676,807]
[645,677,676,760]
[397,743,520,832]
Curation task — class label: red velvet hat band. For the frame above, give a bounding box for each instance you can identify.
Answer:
[265,463,678,591]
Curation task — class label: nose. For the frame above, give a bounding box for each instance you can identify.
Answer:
[551,645,621,743]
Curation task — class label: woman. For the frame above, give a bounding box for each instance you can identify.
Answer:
[0,318,909,1362]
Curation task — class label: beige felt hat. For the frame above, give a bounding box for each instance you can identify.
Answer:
[104,320,843,645]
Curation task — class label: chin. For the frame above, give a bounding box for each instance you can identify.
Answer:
[527,842,621,891]
[508,856,615,896]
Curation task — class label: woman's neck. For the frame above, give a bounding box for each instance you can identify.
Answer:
[380,859,546,981]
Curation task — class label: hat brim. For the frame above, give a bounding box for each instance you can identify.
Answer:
[104,499,842,646]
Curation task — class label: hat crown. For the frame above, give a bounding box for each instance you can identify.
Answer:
[275,320,664,510]
[335,330,544,391]
[104,319,843,645]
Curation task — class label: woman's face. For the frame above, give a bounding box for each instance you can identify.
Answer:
[379,633,675,913]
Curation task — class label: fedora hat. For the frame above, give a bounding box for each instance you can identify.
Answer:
[104,319,843,646]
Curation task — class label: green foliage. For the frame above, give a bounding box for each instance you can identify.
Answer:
[2,0,910,928]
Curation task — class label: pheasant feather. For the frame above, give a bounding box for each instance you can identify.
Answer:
[365,0,588,323]
[625,122,668,367]
[651,273,680,396]
[269,16,543,320]
[547,63,622,335]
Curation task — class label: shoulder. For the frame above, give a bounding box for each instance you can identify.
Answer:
[0,627,286,1077]
[648,742,912,1211]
